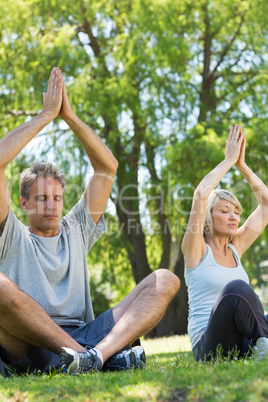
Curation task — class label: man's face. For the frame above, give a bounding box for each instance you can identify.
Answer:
[20,176,64,237]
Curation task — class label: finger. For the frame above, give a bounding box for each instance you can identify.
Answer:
[228,126,234,139]
[238,126,244,142]
[53,73,61,90]
[52,68,62,91]
[47,67,60,92]
[42,92,47,102]
[233,125,240,141]
[241,132,246,146]
[60,74,66,94]
[237,133,243,143]
[46,68,56,93]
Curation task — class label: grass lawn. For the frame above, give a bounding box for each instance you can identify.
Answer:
[0,335,268,401]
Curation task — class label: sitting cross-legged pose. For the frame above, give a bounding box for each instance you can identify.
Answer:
[0,67,180,376]
[182,124,268,361]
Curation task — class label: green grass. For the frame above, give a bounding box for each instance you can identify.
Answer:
[1,335,268,401]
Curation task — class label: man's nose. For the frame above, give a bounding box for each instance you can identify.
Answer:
[47,197,56,209]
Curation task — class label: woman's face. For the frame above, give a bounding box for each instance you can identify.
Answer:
[211,198,240,237]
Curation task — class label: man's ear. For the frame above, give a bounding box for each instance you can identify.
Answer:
[20,196,28,211]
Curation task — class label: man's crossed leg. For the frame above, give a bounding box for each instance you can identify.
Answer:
[0,270,180,374]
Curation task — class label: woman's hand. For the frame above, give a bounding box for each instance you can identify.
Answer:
[224,125,244,165]
[235,130,246,169]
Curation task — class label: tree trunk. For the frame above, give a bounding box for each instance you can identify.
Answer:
[116,203,152,284]
[115,157,152,284]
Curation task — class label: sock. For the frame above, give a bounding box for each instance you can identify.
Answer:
[90,348,103,369]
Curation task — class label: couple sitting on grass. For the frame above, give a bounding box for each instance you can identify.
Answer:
[0,69,267,377]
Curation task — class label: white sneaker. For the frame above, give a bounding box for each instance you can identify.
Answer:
[60,347,102,374]
[254,337,268,359]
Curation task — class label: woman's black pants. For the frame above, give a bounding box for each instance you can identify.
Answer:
[193,280,268,361]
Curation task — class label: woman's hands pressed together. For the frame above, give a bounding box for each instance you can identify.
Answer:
[224,125,245,166]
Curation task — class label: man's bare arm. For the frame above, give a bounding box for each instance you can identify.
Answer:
[0,68,63,232]
[59,76,118,224]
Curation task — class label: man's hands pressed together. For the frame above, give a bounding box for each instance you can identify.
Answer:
[59,73,75,121]
[42,66,75,122]
[42,67,63,120]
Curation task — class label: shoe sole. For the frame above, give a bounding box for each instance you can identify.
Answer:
[138,348,146,369]
[60,347,78,374]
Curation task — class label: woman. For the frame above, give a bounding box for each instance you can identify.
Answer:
[182,124,268,361]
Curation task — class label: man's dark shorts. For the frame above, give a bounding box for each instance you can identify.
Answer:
[0,308,115,375]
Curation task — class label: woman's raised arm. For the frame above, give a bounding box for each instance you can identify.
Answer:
[232,133,268,255]
[181,125,243,268]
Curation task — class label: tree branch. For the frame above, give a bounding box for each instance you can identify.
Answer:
[3,110,38,119]
[202,2,212,82]
[79,6,101,57]
[216,71,257,105]
[211,10,247,78]
[213,45,248,82]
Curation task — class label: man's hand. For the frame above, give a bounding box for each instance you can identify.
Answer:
[59,75,75,121]
[42,67,63,119]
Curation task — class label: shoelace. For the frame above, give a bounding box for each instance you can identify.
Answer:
[78,350,97,371]
[109,350,135,368]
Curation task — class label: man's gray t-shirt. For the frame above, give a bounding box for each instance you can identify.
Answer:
[0,195,106,326]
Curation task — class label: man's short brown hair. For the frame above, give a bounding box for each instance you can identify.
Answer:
[20,162,66,199]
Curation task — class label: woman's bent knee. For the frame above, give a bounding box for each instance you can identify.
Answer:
[222,280,253,297]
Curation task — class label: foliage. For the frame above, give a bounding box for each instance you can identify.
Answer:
[1,0,268,331]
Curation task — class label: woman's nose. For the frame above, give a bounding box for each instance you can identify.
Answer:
[229,212,238,220]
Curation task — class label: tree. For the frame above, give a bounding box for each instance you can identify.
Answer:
[1,0,268,336]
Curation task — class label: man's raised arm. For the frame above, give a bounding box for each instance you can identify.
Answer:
[59,75,118,224]
[0,68,63,233]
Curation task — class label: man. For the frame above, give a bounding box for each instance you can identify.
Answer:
[0,67,180,375]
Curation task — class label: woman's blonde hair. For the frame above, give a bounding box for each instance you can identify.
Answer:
[203,189,242,240]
